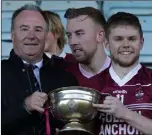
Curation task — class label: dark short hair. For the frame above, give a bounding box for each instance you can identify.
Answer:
[11,4,48,32]
[105,12,143,39]
[64,7,106,29]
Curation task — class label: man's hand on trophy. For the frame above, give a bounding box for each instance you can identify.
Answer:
[92,96,128,119]
[24,91,48,113]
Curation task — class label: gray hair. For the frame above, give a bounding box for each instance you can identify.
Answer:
[11,4,48,32]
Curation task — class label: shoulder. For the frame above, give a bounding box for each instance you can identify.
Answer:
[42,62,78,82]
[140,65,152,75]
[54,66,78,79]
[42,54,65,69]
[64,53,77,64]
[60,69,79,86]
[1,59,11,71]
[66,63,79,70]
[2,59,9,65]
[139,65,152,82]
[1,59,15,89]
[66,63,81,77]
[42,66,79,90]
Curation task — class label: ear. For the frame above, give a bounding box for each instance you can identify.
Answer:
[104,39,110,51]
[11,31,14,43]
[140,37,144,50]
[96,28,105,43]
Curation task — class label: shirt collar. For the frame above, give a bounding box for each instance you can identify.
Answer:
[109,63,142,86]
[79,56,111,78]
[23,59,43,69]
[45,52,52,58]
[45,51,66,58]
[59,51,66,58]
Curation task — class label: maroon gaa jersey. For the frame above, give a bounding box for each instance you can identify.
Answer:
[66,63,108,91]
[98,64,152,135]
[66,56,111,91]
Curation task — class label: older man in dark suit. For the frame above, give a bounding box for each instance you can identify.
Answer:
[2,4,78,135]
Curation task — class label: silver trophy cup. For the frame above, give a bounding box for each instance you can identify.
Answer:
[47,86,110,135]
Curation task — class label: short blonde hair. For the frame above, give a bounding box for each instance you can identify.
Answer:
[43,11,66,50]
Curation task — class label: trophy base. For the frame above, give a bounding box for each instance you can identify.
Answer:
[59,122,93,135]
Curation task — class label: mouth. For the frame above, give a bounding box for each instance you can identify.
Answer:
[24,43,38,46]
[73,48,83,53]
[75,49,82,53]
[119,51,133,55]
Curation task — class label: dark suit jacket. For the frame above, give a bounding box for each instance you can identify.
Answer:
[2,50,78,135]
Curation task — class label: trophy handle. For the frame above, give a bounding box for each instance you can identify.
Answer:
[44,106,52,109]
[100,92,111,97]
[43,95,52,110]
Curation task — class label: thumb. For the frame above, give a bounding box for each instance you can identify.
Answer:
[55,128,60,135]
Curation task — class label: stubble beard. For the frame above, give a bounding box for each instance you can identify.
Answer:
[110,53,139,67]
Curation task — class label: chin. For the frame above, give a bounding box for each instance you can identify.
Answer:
[25,50,38,55]
[76,58,83,63]
[118,60,137,67]
[77,59,90,65]
[112,54,138,67]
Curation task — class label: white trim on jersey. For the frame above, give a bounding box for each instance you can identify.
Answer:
[125,103,152,110]
[109,63,142,86]
[124,83,152,87]
[79,56,111,78]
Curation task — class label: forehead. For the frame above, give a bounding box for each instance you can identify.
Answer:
[109,25,140,37]
[14,10,46,27]
[66,15,95,32]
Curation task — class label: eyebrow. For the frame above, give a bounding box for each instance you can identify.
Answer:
[113,35,137,37]
[20,25,43,30]
[66,29,84,34]
[35,26,43,30]
[20,25,28,28]
[75,29,84,33]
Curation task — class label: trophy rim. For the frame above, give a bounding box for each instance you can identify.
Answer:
[48,86,110,96]
[46,86,111,124]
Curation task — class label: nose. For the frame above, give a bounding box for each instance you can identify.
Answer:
[123,39,130,48]
[27,30,36,40]
[68,34,79,46]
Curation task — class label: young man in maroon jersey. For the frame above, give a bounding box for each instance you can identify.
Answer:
[93,12,152,135]
[63,7,111,134]
[64,7,111,91]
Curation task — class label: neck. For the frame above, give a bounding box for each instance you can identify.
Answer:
[15,50,43,64]
[111,61,139,79]
[80,45,107,74]
[56,46,63,56]
[46,42,62,56]
[23,57,43,65]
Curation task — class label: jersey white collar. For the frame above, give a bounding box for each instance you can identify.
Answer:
[79,56,111,78]
[109,63,142,86]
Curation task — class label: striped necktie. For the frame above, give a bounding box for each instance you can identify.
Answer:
[25,64,51,135]
[25,64,40,92]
